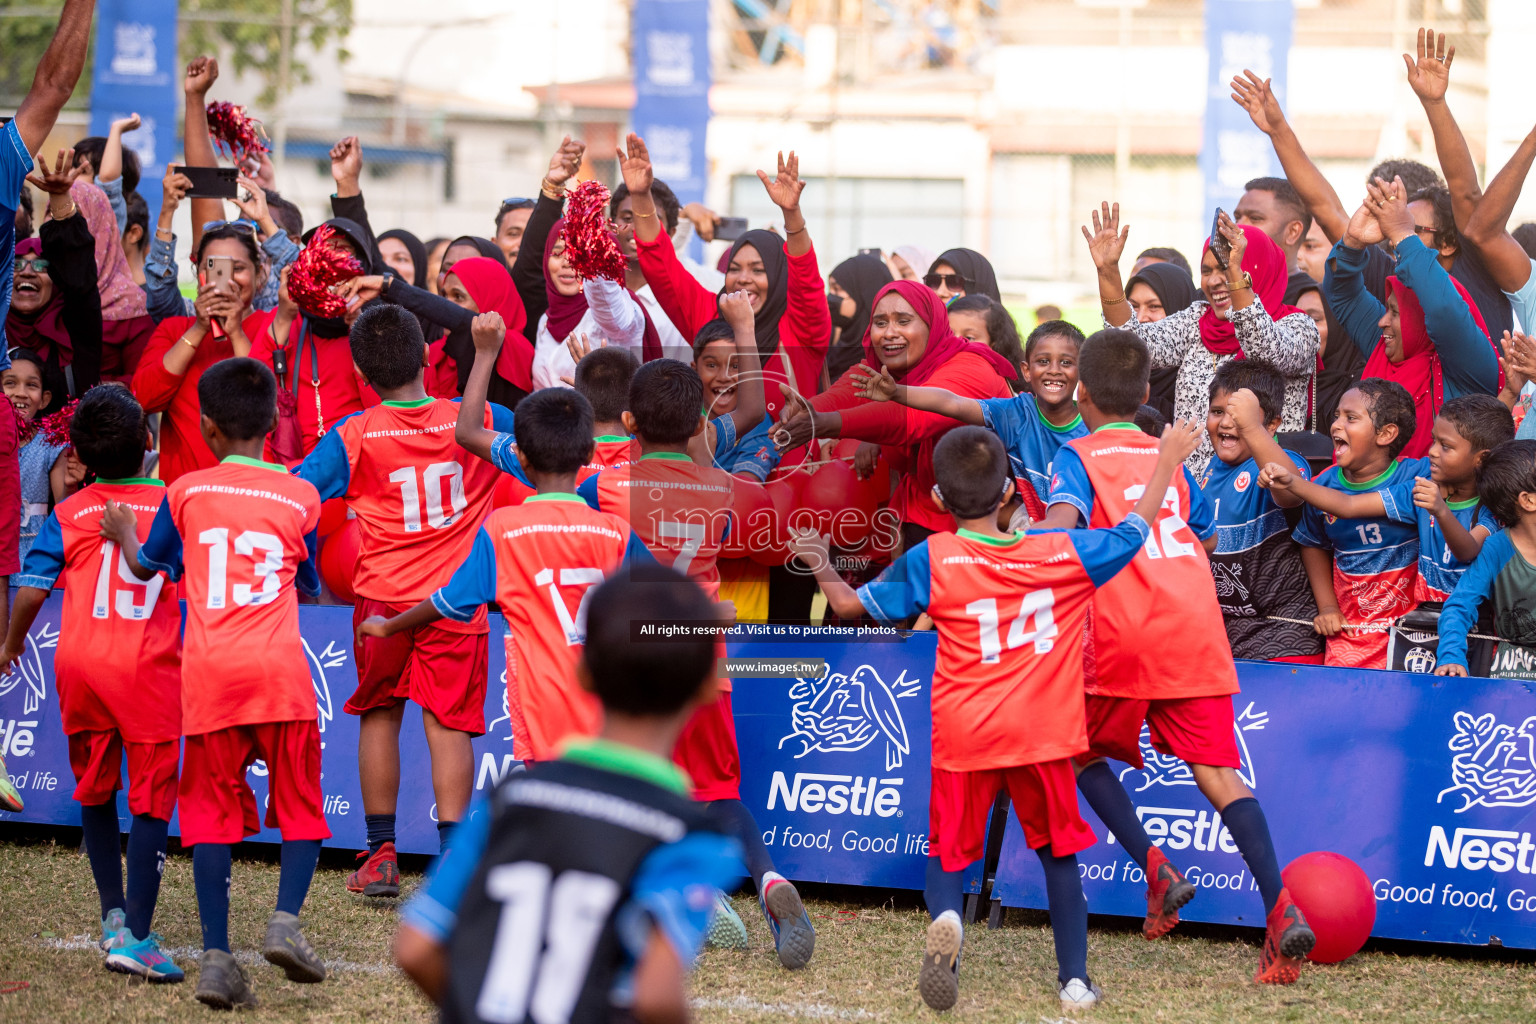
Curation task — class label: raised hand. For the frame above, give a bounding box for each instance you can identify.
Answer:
[26,147,79,195]
[1343,199,1386,250]
[1159,418,1205,465]
[848,362,898,403]
[757,151,806,212]
[1404,26,1455,104]
[472,312,507,354]
[564,331,603,367]
[1225,388,1265,434]
[1215,209,1247,268]
[546,135,586,187]
[1081,201,1129,271]
[617,132,654,195]
[185,56,219,96]
[160,164,193,213]
[718,290,754,329]
[276,265,297,318]
[1366,175,1414,243]
[682,202,721,243]
[110,113,141,135]
[230,173,270,226]
[330,136,363,190]
[1505,330,1536,386]
[1229,70,1287,136]
[1257,460,1296,493]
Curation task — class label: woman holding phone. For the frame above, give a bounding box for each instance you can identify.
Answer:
[131,224,269,483]
[1085,203,1320,473]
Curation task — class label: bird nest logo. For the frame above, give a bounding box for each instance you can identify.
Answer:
[1118,701,1267,793]
[779,664,921,772]
[0,622,56,718]
[1437,712,1536,813]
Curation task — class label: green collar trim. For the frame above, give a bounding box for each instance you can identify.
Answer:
[957,528,1024,547]
[1094,422,1140,433]
[96,477,164,487]
[1446,495,1481,511]
[640,452,692,462]
[382,397,435,408]
[221,454,287,473]
[559,737,690,795]
[593,434,632,443]
[525,492,583,504]
[1039,407,1084,434]
[1339,461,1400,491]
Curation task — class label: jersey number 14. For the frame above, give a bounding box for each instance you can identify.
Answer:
[966,589,1058,664]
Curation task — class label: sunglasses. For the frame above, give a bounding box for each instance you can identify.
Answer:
[14,257,49,274]
[200,219,259,235]
[924,272,969,291]
[499,197,535,212]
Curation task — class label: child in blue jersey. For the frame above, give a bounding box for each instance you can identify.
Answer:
[393,568,744,1021]
[1199,359,1323,662]
[1261,379,1426,668]
[693,293,775,480]
[1435,440,1536,679]
[850,319,1086,525]
[1265,392,1512,635]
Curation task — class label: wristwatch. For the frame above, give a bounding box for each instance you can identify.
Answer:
[380,271,396,293]
[1227,270,1254,292]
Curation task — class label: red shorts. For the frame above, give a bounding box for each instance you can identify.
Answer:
[673,692,740,802]
[349,598,489,735]
[1081,694,1240,770]
[67,730,179,820]
[928,760,1094,870]
[178,720,330,846]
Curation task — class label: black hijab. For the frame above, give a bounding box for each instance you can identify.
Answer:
[721,229,788,360]
[930,248,1001,303]
[300,217,375,339]
[825,253,893,382]
[1127,261,1198,424]
[444,235,510,276]
[378,228,428,289]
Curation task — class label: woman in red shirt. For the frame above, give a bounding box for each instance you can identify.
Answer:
[772,280,1016,547]
[132,224,273,484]
[617,134,830,428]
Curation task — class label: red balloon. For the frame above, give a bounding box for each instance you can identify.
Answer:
[318,519,363,604]
[317,498,348,538]
[1281,851,1376,964]
[750,475,803,566]
[722,479,773,559]
[833,437,892,510]
[800,459,877,547]
[492,473,535,509]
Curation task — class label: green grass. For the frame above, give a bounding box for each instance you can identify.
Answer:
[2,835,1534,1023]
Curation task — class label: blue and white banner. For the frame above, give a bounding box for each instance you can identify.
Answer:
[1201,0,1293,215]
[87,0,179,222]
[631,0,711,205]
[6,597,1536,948]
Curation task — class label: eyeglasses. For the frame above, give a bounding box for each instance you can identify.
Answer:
[924,272,969,291]
[499,197,535,212]
[14,257,49,274]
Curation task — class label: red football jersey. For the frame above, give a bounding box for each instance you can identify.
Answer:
[1069,430,1239,699]
[577,435,640,484]
[333,399,501,619]
[589,454,734,599]
[160,458,322,735]
[21,481,181,742]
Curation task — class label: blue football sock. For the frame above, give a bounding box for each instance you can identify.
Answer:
[1037,847,1089,984]
[1076,761,1153,868]
[124,814,169,940]
[1221,797,1283,914]
[276,839,322,917]
[923,856,966,920]
[79,801,124,921]
[192,844,233,953]
[707,799,775,890]
[438,820,458,854]
[365,813,396,857]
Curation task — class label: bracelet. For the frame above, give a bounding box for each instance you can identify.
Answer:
[634,209,656,219]
[52,200,77,220]
[178,334,200,350]
[786,225,808,235]
[540,177,567,201]
[1103,293,1127,305]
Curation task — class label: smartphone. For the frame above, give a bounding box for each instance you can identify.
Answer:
[174,164,239,199]
[1210,208,1231,270]
[859,247,883,260]
[715,216,749,242]
[200,255,235,339]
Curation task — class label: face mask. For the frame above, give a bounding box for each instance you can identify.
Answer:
[828,293,855,330]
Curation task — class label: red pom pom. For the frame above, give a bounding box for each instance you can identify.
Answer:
[288,224,364,319]
[560,180,627,283]
[205,101,269,166]
[36,399,78,448]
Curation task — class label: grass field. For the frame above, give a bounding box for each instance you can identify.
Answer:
[2,833,1534,1024]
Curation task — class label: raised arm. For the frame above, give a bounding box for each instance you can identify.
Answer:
[1230,70,1349,242]
[619,133,718,339]
[759,150,811,259]
[1225,389,1303,508]
[1405,29,1479,233]
[1465,129,1536,294]
[182,57,223,255]
[846,362,987,426]
[513,137,585,333]
[454,313,506,465]
[11,0,95,157]
[1082,201,1133,326]
[718,290,765,437]
[1322,201,1390,362]
[1259,460,1387,519]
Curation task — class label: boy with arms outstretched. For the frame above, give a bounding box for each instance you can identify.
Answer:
[1040,329,1316,984]
[296,304,511,896]
[2,385,183,981]
[105,359,328,1009]
[793,421,1201,1010]
[393,568,744,1023]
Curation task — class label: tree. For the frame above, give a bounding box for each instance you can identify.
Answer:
[181,0,353,106]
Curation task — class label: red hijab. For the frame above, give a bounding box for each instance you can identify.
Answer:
[4,238,69,362]
[860,279,1018,386]
[1365,274,1499,459]
[449,257,534,392]
[543,220,662,362]
[1199,224,1303,355]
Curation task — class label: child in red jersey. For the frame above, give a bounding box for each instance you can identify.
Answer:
[105,358,328,1010]
[2,386,183,982]
[1041,329,1315,984]
[362,331,653,763]
[793,422,1199,1010]
[295,305,510,896]
[575,345,642,481]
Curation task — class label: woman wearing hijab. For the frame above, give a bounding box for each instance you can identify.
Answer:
[1324,184,1502,458]
[530,221,655,389]
[1086,205,1320,474]
[825,253,893,383]
[6,200,102,406]
[378,229,427,288]
[72,179,154,381]
[886,244,935,284]
[773,280,1016,545]
[1126,261,1199,422]
[621,134,831,428]
[926,248,1002,304]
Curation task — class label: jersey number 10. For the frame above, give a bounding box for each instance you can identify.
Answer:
[390,462,467,533]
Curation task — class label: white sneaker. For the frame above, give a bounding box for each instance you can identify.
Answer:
[1059,977,1102,1010]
